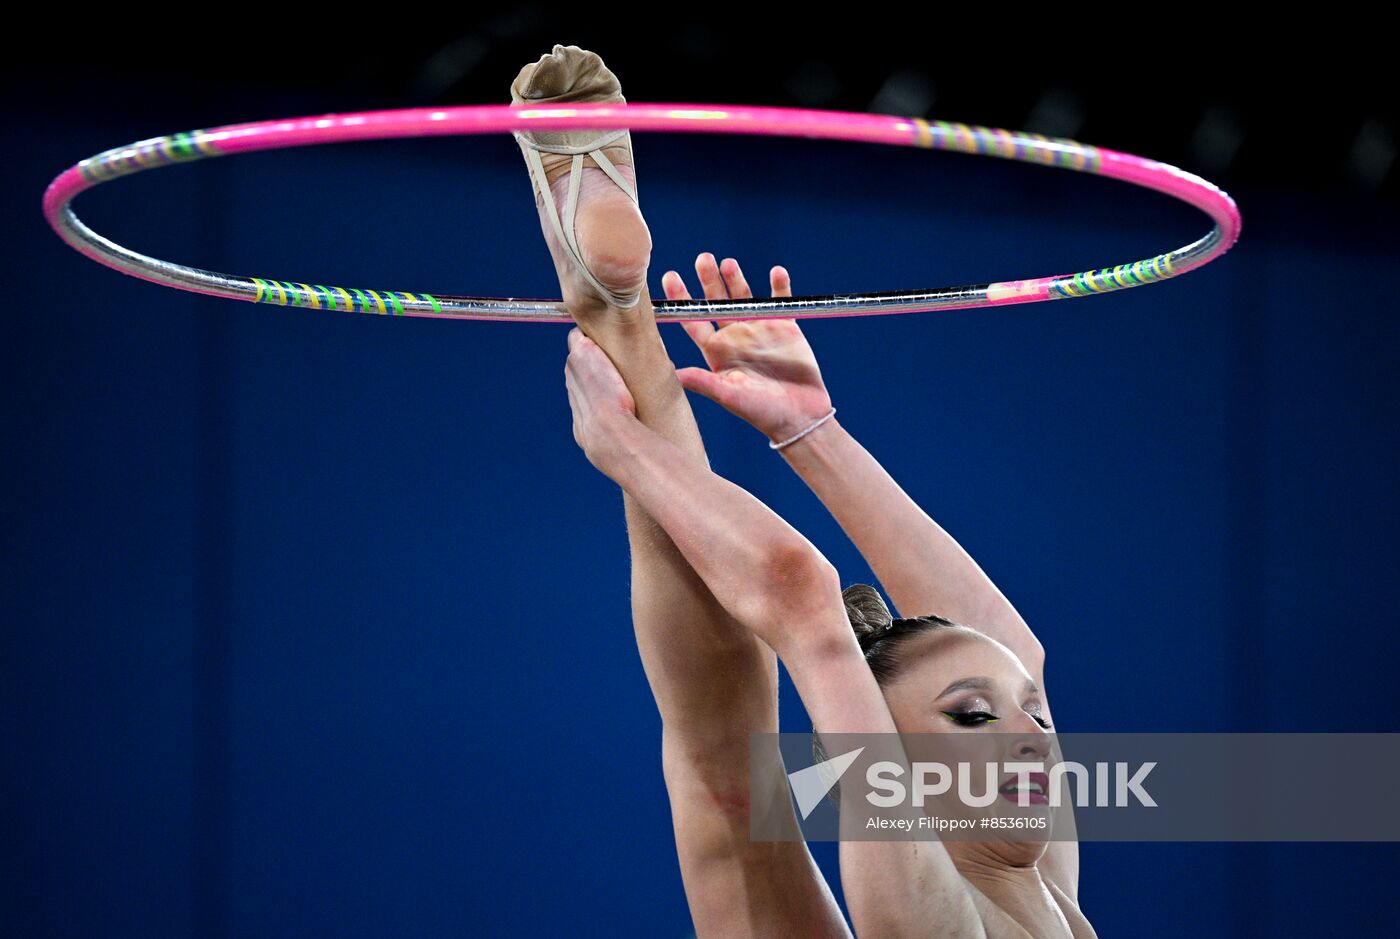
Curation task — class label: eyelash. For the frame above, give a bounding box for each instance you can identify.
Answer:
[943,710,1054,730]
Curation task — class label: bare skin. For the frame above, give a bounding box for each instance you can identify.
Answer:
[515,47,849,939]
[659,257,1091,929]
[646,254,1094,936]
[877,628,1094,938]
[518,43,1093,938]
[564,318,1096,938]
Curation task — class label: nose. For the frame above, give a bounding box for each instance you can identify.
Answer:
[1008,717,1053,762]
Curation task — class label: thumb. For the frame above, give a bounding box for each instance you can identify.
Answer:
[674,366,728,403]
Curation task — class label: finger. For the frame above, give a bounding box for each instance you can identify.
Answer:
[565,356,576,395]
[719,258,753,300]
[574,333,612,374]
[679,317,717,347]
[695,252,729,301]
[571,331,632,392]
[663,270,718,345]
[572,328,608,362]
[565,353,582,399]
[660,270,693,302]
[564,377,586,449]
[770,265,792,298]
[674,366,730,404]
[567,336,600,384]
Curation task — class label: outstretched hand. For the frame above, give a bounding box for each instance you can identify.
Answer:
[662,253,834,444]
[564,326,639,476]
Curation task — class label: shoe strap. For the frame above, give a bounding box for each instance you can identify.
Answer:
[514,128,629,157]
[520,134,642,308]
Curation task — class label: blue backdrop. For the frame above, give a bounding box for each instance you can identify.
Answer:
[5,88,1399,936]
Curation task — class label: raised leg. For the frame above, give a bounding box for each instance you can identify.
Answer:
[511,45,849,937]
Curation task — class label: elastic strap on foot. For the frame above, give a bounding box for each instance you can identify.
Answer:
[518,131,642,309]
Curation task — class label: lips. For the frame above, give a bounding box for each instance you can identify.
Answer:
[998,771,1050,806]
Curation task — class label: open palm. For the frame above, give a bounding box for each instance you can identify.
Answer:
[662,254,833,443]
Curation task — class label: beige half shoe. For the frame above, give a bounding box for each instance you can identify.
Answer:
[509,44,642,309]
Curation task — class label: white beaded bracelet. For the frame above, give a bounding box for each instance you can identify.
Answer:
[769,407,837,451]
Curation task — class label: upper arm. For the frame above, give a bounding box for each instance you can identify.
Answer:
[661,728,852,939]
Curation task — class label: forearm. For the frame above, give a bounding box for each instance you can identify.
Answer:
[776,415,1040,659]
[609,420,832,638]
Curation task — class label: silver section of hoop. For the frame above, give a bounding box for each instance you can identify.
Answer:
[54,200,996,321]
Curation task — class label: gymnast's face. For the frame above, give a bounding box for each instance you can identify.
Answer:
[879,626,1052,834]
[879,628,1051,739]
[878,629,1057,859]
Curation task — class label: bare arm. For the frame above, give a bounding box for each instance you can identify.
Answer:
[663,258,1042,691]
[776,416,1079,903]
[566,328,986,938]
[774,418,1045,708]
[664,255,1073,899]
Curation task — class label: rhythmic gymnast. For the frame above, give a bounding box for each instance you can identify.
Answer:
[511,44,1095,938]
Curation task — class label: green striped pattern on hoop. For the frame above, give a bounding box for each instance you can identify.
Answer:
[249,278,443,315]
[911,118,1102,172]
[1049,252,1178,298]
[78,130,222,182]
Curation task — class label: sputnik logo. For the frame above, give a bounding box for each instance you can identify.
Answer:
[787,747,865,819]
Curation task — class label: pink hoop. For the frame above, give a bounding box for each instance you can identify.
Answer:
[43,103,1241,322]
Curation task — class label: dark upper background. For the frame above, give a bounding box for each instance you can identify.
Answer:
[5,8,1398,938]
[11,8,1398,210]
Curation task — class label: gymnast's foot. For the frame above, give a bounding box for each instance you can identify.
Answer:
[509,44,653,324]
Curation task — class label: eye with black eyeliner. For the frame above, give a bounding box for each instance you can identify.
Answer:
[941,710,1054,729]
[942,710,999,726]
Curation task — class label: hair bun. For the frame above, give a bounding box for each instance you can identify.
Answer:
[841,583,893,643]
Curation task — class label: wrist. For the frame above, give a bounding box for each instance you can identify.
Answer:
[770,410,842,457]
[768,406,838,451]
[594,413,652,482]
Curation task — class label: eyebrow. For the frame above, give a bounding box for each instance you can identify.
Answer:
[936,677,1040,698]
